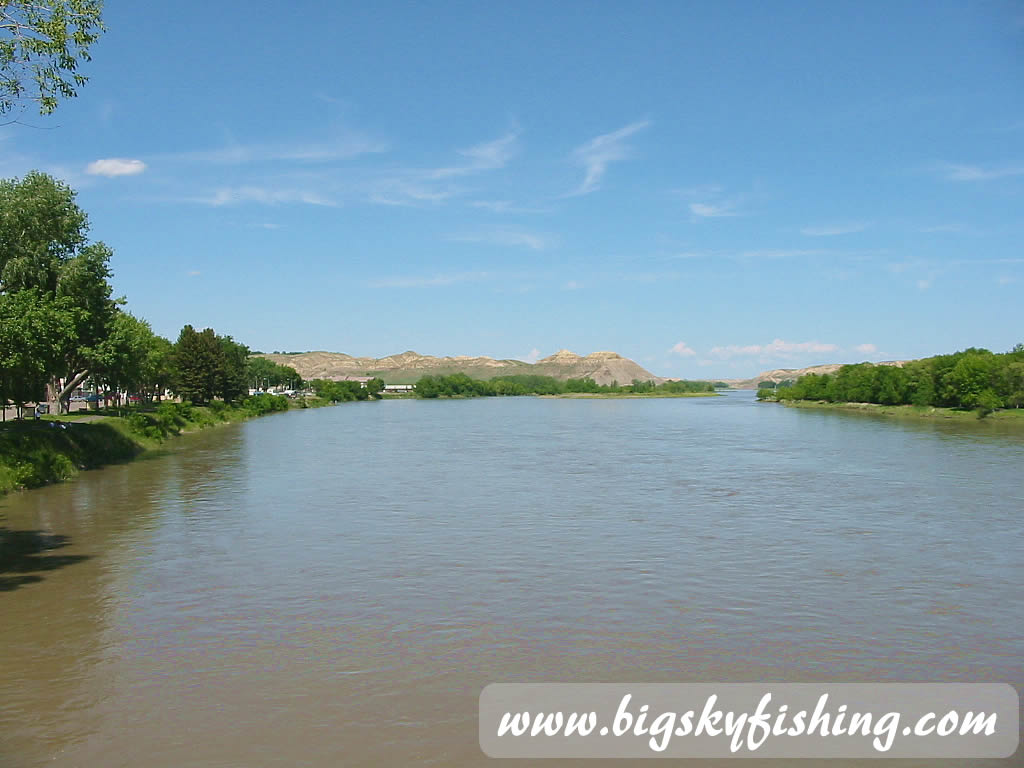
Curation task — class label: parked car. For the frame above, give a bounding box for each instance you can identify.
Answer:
[85,393,101,403]
[128,394,141,403]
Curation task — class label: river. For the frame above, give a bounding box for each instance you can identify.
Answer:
[1,392,1022,766]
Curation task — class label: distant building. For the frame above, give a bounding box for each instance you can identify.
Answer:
[383,384,414,394]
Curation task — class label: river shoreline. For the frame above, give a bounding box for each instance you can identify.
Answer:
[541,391,721,399]
[0,397,329,497]
[778,399,1024,424]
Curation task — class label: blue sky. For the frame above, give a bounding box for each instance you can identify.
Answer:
[3,0,1022,378]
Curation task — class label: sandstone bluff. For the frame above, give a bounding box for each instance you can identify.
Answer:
[256,350,663,387]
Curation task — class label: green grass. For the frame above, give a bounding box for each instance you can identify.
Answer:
[0,394,324,497]
[0,420,143,494]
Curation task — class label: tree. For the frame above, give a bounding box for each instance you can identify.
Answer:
[0,288,74,415]
[246,356,301,390]
[0,171,118,411]
[171,326,221,406]
[366,377,385,399]
[92,312,171,403]
[216,335,248,403]
[1,0,105,116]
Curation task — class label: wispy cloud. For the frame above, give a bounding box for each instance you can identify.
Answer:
[737,248,828,261]
[669,341,697,357]
[674,184,723,198]
[369,179,455,206]
[159,134,387,166]
[997,276,1018,285]
[431,132,518,178]
[369,271,492,288]
[689,202,738,218]
[801,222,870,236]
[566,120,650,196]
[187,270,201,277]
[367,131,520,206]
[709,339,839,360]
[563,280,579,290]
[448,230,554,251]
[940,163,1024,181]
[523,348,542,363]
[854,343,878,354]
[919,223,965,233]
[469,199,550,214]
[192,186,338,207]
[86,158,147,177]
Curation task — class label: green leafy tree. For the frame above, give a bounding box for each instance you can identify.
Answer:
[246,356,302,390]
[216,335,248,403]
[92,312,172,404]
[171,325,221,405]
[1,0,105,116]
[366,377,385,399]
[0,171,118,411]
[0,288,74,414]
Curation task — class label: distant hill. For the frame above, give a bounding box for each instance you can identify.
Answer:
[257,349,664,386]
[721,360,908,390]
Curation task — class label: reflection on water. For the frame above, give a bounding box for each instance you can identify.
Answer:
[1,394,1021,767]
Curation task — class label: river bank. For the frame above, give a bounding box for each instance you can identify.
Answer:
[778,399,1024,424]
[0,395,327,497]
[542,391,721,399]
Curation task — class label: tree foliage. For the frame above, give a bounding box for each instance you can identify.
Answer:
[171,326,221,406]
[246,356,302,390]
[0,287,74,409]
[0,0,105,115]
[0,171,118,410]
[413,374,717,398]
[775,346,1024,416]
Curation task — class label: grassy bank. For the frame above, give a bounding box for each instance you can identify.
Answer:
[779,399,1024,424]
[0,395,327,496]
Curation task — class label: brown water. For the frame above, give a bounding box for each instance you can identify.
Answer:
[1,393,1022,767]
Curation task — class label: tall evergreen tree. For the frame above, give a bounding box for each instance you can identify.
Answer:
[172,326,221,405]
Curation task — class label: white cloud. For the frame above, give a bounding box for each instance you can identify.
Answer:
[709,339,839,360]
[689,202,737,218]
[161,135,387,166]
[854,343,878,354]
[919,223,964,233]
[738,248,826,260]
[369,179,455,206]
[917,278,932,291]
[669,341,697,357]
[432,132,518,178]
[941,163,1024,181]
[369,271,491,288]
[564,280,578,290]
[997,275,1018,285]
[449,230,553,250]
[469,199,549,214]
[567,120,650,196]
[187,270,201,277]
[524,348,542,363]
[801,222,870,236]
[195,186,337,207]
[86,158,147,177]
